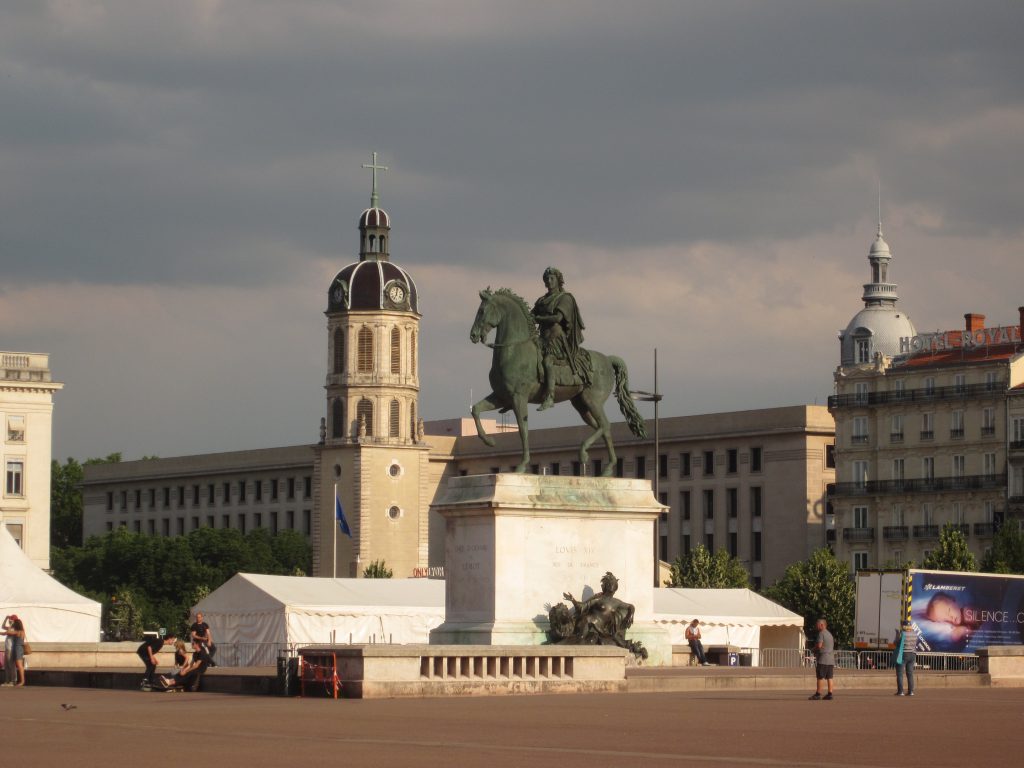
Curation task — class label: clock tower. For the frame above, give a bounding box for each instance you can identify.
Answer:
[313,154,429,577]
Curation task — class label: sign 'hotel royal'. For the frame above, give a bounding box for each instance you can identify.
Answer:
[900,325,1022,355]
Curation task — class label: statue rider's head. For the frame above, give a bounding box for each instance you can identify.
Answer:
[600,572,618,595]
[543,267,565,291]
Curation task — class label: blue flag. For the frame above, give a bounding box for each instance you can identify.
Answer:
[335,489,351,537]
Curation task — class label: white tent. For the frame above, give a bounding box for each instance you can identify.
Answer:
[0,525,102,642]
[194,574,446,665]
[653,588,804,654]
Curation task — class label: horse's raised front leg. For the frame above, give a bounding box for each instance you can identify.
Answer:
[510,393,530,473]
[471,393,502,447]
[570,397,600,467]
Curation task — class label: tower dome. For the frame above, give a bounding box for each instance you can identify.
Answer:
[838,222,915,366]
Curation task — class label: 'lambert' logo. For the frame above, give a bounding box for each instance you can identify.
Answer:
[923,583,967,592]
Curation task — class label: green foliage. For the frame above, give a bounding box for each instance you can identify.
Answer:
[763,548,855,646]
[665,544,749,588]
[105,587,145,641]
[980,522,1024,574]
[922,523,977,572]
[51,453,122,548]
[51,526,313,637]
[362,559,393,578]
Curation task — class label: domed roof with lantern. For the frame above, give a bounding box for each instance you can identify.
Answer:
[326,153,419,315]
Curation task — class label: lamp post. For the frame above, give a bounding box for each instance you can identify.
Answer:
[631,348,663,586]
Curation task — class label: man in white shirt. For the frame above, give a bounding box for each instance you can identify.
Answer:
[685,619,711,666]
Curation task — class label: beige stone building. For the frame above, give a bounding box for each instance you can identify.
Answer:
[829,222,1024,568]
[1,351,63,570]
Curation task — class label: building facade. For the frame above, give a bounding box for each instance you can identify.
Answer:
[1,351,63,570]
[830,309,1024,570]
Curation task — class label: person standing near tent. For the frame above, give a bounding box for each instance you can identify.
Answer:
[190,611,216,667]
[2,615,27,687]
[685,619,711,666]
[137,633,176,689]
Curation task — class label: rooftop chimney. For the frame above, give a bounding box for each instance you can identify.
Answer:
[965,313,986,333]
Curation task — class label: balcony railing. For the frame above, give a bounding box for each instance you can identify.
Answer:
[890,432,904,443]
[913,525,940,539]
[920,430,934,440]
[851,435,869,445]
[974,522,996,536]
[981,426,996,437]
[828,473,1007,497]
[883,525,909,541]
[829,381,1004,409]
[950,428,965,439]
[843,527,875,542]
[1011,440,1024,451]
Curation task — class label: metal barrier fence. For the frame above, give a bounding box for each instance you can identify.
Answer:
[746,647,978,672]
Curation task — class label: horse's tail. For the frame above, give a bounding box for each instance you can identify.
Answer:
[610,356,648,439]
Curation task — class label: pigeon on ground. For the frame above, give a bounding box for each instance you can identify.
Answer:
[61,703,77,711]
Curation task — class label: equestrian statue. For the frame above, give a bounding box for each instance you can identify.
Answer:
[469,267,647,474]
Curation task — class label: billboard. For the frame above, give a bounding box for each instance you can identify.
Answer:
[909,570,1024,652]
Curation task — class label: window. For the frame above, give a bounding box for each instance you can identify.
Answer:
[6,460,26,496]
[891,414,904,442]
[854,382,869,405]
[271,511,279,533]
[390,327,401,374]
[703,451,714,477]
[163,487,171,508]
[891,503,904,527]
[333,327,345,374]
[271,479,279,500]
[357,398,374,437]
[1014,417,1024,446]
[120,490,128,510]
[826,444,835,469]
[223,482,231,503]
[207,484,215,504]
[389,399,400,438]
[954,373,966,393]
[852,416,868,444]
[192,485,199,506]
[984,453,997,478]
[659,453,668,479]
[853,506,868,529]
[106,491,113,511]
[750,487,762,517]
[856,337,870,364]
[852,460,869,488]
[922,457,935,482]
[238,514,247,534]
[222,515,230,529]
[149,488,156,508]
[893,550,903,567]
[727,488,738,518]
[136,489,143,509]
[410,330,417,377]
[591,459,602,477]
[615,458,624,478]
[892,458,905,483]
[921,504,933,525]
[683,534,691,556]
[255,480,263,501]
[893,379,906,399]
[572,461,582,477]
[982,407,996,437]
[750,447,762,473]
[705,533,714,551]
[727,449,738,474]
[238,480,247,502]
[679,452,691,478]
[752,531,762,562]
[728,531,738,557]
[6,415,25,442]
[921,412,934,440]
[635,456,646,479]
[924,377,936,396]
[853,552,869,571]
[357,326,374,372]
[176,518,184,535]
[162,518,170,536]
[985,371,999,391]
[950,410,964,439]
[953,502,965,525]
[286,510,294,530]
[303,509,312,535]
[680,491,691,520]
[176,486,185,507]
[703,489,714,519]
[133,520,141,533]
[304,476,312,498]
[287,478,295,500]
[550,462,560,476]
[332,398,345,439]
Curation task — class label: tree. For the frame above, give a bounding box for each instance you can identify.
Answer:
[763,548,855,646]
[981,522,1024,574]
[922,523,977,572]
[665,544,749,588]
[362,559,393,578]
[51,453,122,548]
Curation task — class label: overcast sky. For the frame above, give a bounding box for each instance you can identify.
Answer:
[3,1,1023,462]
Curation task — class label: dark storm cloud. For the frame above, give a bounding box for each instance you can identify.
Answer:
[2,1,1022,459]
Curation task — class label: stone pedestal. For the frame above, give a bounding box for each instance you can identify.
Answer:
[429,474,671,665]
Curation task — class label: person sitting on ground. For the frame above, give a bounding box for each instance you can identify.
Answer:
[685,618,711,666]
[172,638,190,675]
[136,633,176,689]
[157,641,212,691]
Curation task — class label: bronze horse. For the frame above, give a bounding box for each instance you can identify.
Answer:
[469,288,647,474]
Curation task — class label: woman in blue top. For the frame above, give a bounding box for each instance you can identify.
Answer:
[2,615,26,687]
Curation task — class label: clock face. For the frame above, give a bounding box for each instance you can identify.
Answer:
[332,286,345,303]
[387,283,406,304]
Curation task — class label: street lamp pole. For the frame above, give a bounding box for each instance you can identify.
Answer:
[631,348,663,586]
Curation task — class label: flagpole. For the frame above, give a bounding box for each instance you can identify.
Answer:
[333,482,337,579]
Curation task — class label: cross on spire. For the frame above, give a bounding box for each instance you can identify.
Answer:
[362,151,389,209]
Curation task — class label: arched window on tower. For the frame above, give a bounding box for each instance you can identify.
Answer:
[389,399,400,438]
[369,234,376,253]
[357,398,374,437]
[380,236,386,253]
[390,327,401,374]
[357,326,374,372]
[855,334,872,364]
[410,401,416,440]
[410,330,417,377]
[333,327,345,374]
[331,398,345,439]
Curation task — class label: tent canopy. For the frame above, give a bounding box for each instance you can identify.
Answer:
[653,588,803,651]
[0,525,102,642]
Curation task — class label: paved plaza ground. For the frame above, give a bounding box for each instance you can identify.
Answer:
[2,684,1020,767]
